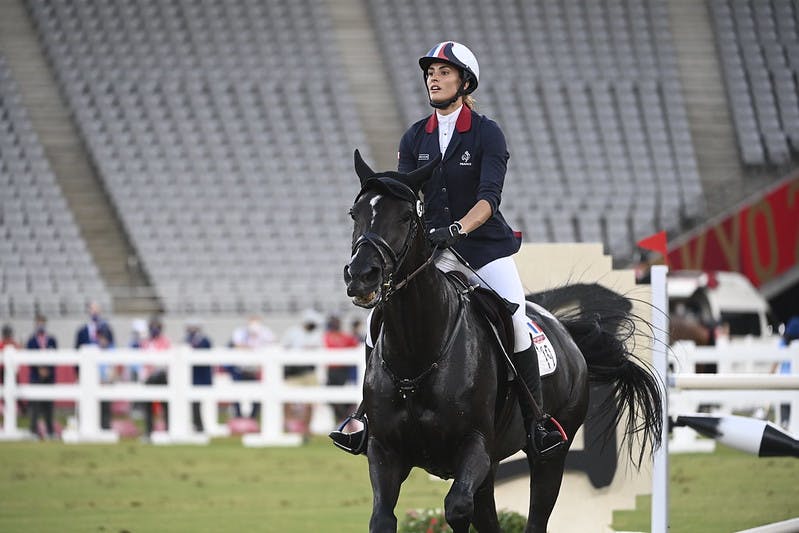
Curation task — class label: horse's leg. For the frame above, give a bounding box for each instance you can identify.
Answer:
[368,439,411,533]
[470,466,501,533]
[525,452,568,533]
[445,431,492,533]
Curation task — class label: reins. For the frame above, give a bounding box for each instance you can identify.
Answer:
[376,291,466,399]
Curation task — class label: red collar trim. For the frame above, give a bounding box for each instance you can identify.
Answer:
[455,107,472,132]
[424,108,473,134]
[425,113,437,133]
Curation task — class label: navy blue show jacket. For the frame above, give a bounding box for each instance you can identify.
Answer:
[398,107,521,269]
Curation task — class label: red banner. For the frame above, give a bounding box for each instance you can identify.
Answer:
[668,176,799,287]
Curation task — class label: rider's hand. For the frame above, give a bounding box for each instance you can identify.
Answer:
[428,222,467,249]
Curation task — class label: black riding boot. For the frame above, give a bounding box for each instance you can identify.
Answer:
[512,344,566,457]
[329,345,371,455]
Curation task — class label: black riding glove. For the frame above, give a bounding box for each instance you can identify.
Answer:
[428,222,467,249]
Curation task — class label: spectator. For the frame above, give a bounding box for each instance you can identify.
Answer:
[228,316,274,419]
[774,316,799,429]
[185,319,212,432]
[351,317,367,344]
[95,328,116,430]
[281,309,324,440]
[75,301,114,349]
[0,324,19,349]
[140,316,172,440]
[1,324,21,384]
[129,319,148,349]
[25,315,58,440]
[323,315,360,426]
[124,319,148,383]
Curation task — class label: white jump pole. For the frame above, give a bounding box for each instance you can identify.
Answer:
[650,265,669,533]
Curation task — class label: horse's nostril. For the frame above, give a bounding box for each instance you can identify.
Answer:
[343,265,352,284]
[364,266,381,284]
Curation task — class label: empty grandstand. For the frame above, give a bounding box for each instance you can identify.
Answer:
[0,54,112,317]
[27,0,369,314]
[0,0,796,322]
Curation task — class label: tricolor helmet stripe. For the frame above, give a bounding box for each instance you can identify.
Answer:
[419,41,480,94]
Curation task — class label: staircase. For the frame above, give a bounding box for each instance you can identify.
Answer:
[667,0,775,216]
[326,0,405,171]
[0,0,160,314]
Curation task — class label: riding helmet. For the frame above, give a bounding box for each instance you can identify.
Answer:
[419,41,480,95]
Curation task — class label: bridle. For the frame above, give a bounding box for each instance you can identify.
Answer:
[350,182,438,303]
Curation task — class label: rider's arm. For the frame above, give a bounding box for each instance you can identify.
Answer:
[457,120,509,234]
[456,199,492,234]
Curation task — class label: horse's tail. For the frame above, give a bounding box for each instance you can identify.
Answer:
[528,283,663,467]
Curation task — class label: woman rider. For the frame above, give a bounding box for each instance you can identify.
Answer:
[331,41,564,455]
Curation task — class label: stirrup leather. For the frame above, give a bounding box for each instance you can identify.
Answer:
[328,414,368,455]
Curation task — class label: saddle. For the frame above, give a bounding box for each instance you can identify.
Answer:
[445,271,515,358]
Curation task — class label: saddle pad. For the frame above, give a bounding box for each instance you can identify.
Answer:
[526,318,557,377]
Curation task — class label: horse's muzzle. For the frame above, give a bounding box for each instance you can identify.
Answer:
[344,258,383,308]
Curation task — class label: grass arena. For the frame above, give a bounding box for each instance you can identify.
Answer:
[1,0,799,531]
[2,244,797,532]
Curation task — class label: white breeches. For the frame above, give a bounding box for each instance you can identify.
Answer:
[366,250,532,352]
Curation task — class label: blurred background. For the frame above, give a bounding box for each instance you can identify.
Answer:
[0,0,797,345]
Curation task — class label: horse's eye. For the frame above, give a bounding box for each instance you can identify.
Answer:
[348,208,355,220]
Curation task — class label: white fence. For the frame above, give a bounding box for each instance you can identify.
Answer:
[668,339,799,453]
[0,346,364,446]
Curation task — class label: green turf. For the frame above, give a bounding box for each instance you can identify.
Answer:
[0,437,449,533]
[611,444,799,533]
[2,437,796,533]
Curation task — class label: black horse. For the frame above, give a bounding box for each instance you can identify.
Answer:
[343,151,662,533]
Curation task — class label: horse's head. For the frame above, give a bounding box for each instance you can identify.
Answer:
[344,150,440,308]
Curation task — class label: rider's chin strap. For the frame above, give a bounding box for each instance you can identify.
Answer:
[428,78,470,109]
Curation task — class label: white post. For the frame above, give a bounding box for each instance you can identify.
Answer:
[77,347,100,438]
[152,347,208,445]
[650,265,669,533]
[68,347,118,444]
[243,351,302,446]
[1,347,21,439]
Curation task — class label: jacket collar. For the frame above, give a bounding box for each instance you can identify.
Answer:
[424,107,472,134]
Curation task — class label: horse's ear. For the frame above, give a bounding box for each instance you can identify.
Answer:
[403,154,441,193]
[354,149,376,185]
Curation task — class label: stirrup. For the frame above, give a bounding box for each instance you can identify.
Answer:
[527,415,568,459]
[328,414,368,455]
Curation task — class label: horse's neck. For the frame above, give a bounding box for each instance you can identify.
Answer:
[381,255,459,373]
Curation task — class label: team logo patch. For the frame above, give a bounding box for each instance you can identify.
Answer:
[418,153,430,161]
[527,320,557,376]
[460,150,472,166]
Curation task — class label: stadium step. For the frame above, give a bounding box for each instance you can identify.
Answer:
[326,0,405,171]
[667,0,776,215]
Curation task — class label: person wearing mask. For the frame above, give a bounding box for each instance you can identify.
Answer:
[141,316,172,440]
[185,319,212,432]
[331,41,564,456]
[281,309,324,440]
[25,315,58,439]
[75,301,114,349]
[323,315,360,432]
[228,316,275,420]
